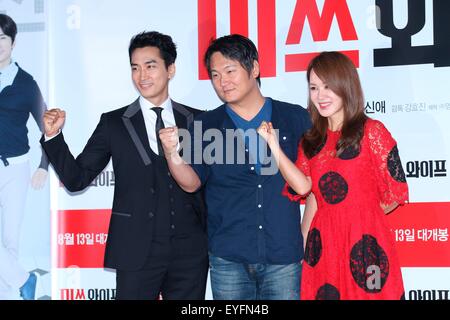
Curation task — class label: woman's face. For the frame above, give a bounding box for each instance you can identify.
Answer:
[309,69,344,129]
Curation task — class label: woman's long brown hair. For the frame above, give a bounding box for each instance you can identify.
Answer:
[302,51,368,158]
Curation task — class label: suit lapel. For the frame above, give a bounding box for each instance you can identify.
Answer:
[172,100,195,158]
[172,100,193,130]
[122,98,152,166]
[121,99,195,166]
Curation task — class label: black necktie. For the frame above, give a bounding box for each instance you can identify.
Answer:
[152,107,165,156]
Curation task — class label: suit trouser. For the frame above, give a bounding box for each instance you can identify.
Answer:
[116,233,209,300]
[0,161,30,299]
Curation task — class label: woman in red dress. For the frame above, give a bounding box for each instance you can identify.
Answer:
[258,51,408,300]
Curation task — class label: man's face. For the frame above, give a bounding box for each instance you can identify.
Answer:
[131,46,174,106]
[0,27,14,69]
[209,52,259,107]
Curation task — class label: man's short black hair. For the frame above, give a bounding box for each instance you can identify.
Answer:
[128,31,177,69]
[204,34,261,86]
[0,14,18,43]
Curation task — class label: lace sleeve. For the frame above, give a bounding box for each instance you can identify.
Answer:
[367,120,409,207]
[282,140,311,202]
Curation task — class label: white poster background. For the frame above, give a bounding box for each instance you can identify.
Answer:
[45,0,450,299]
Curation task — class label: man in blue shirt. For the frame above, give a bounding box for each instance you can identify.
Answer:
[159,34,311,299]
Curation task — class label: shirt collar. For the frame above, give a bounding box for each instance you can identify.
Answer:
[139,96,173,114]
[0,60,18,74]
[0,60,19,91]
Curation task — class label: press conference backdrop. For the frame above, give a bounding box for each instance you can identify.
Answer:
[8,0,450,300]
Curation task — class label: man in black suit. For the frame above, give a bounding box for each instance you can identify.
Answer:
[40,31,208,300]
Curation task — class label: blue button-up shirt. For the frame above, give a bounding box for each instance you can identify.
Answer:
[191,98,311,264]
[226,98,272,174]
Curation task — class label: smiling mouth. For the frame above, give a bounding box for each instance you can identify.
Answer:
[319,102,331,108]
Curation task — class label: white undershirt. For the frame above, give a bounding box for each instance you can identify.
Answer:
[140,96,176,156]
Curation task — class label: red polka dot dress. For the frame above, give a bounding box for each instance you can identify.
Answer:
[283,119,408,300]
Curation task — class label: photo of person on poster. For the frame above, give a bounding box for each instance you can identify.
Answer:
[0,13,48,300]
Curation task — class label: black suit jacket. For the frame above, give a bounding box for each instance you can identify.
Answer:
[41,99,207,271]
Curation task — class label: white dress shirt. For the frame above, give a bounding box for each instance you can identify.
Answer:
[140,96,177,156]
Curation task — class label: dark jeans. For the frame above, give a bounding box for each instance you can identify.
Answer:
[209,253,301,300]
